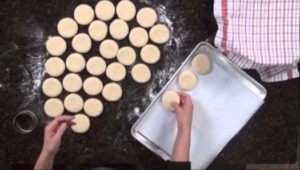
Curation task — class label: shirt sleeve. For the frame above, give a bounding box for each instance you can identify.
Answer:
[166,161,191,170]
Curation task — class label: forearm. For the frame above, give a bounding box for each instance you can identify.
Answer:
[171,127,191,162]
[34,151,55,170]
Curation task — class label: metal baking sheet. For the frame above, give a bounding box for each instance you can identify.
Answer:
[131,42,267,169]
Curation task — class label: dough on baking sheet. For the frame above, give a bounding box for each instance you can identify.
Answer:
[140,44,161,64]
[106,62,126,82]
[191,54,212,74]
[83,77,103,96]
[74,4,95,25]
[88,20,108,41]
[129,27,149,48]
[86,56,107,76]
[64,93,84,113]
[131,64,151,83]
[72,33,92,53]
[99,39,119,59]
[136,7,157,28]
[71,114,90,133]
[150,24,170,44]
[162,90,180,111]
[45,57,65,77]
[95,0,115,21]
[109,19,129,40]
[117,46,136,66]
[66,53,86,73]
[42,78,63,97]
[62,73,82,92]
[116,0,136,21]
[44,98,64,118]
[102,83,122,102]
[178,70,198,91]
[57,17,78,38]
[84,98,104,117]
[46,36,67,56]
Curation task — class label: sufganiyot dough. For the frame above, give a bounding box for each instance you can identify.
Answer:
[88,20,108,41]
[84,98,104,117]
[191,54,212,74]
[83,77,103,96]
[74,4,95,25]
[66,53,86,73]
[109,19,129,40]
[95,0,115,21]
[116,0,136,21]
[106,62,126,82]
[117,46,136,66]
[178,70,198,91]
[150,24,170,44]
[162,90,180,111]
[46,36,67,56]
[62,73,82,92]
[102,83,122,102]
[44,98,64,118]
[86,56,107,76]
[99,39,119,59]
[140,44,161,64]
[64,93,84,113]
[45,57,65,77]
[72,33,92,53]
[129,27,149,48]
[137,7,157,28]
[131,64,151,83]
[57,17,78,38]
[42,78,63,97]
[71,114,90,133]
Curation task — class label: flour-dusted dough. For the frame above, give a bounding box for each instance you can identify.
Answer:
[162,90,180,111]
[95,0,115,21]
[46,36,67,56]
[178,70,198,91]
[136,7,157,28]
[62,73,82,93]
[117,46,136,66]
[64,93,84,113]
[150,24,170,44]
[106,62,126,82]
[44,98,64,118]
[71,114,90,133]
[129,27,149,48]
[57,17,78,38]
[72,33,92,53]
[99,39,119,59]
[131,64,151,83]
[74,4,95,25]
[102,83,122,102]
[84,98,103,117]
[140,44,161,64]
[66,53,86,73]
[88,20,108,41]
[42,78,63,97]
[45,57,65,77]
[109,19,129,40]
[191,54,212,74]
[86,56,107,76]
[116,0,136,21]
[83,77,103,96]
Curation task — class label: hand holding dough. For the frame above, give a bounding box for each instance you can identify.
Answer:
[71,114,90,133]
[162,90,180,111]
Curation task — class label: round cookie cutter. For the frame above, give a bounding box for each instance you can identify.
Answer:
[13,110,38,134]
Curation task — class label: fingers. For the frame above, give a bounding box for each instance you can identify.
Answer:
[53,123,67,140]
[178,92,192,105]
[46,115,74,132]
[171,102,181,113]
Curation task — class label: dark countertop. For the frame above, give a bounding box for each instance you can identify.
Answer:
[0,0,299,169]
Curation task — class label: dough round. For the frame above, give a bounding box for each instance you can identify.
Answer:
[72,33,92,53]
[150,24,170,44]
[86,56,107,76]
[140,44,161,64]
[88,20,108,41]
[57,17,78,38]
[178,70,198,91]
[83,77,103,96]
[116,0,136,21]
[117,46,136,66]
[62,73,82,92]
[99,39,119,59]
[102,83,122,102]
[44,98,64,118]
[137,7,157,28]
[109,19,129,40]
[106,62,126,82]
[84,98,104,117]
[162,90,180,111]
[46,36,67,56]
[74,4,95,25]
[131,64,151,83]
[95,0,115,21]
[42,78,63,97]
[191,54,212,74]
[71,114,90,133]
[66,53,86,73]
[129,27,149,48]
[45,57,65,77]
[64,93,84,113]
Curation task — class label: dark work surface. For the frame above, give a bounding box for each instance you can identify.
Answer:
[0,0,299,169]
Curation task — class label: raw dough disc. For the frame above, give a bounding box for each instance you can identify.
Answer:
[102,83,122,102]
[62,73,82,92]
[86,56,107,76]
[45,57,65,77]
[74,4,95,25]
[99,39,119,59]
[149,24,170,44]
[136,7,157,28]
[83,77,103,96]
[140,44,161,64]
[57,17,78,38]
[64,93,84,113]
[71,114,90,133]
[129,27,149,48]
[116,0,136,21]
[88,20,108,41]
[95,0,115,21]
[84,98,104,117]
[72,33,92,53]
[46,36,67,56]
[42,78,63,97]
[131,64,151,83]
[44,98,64,118]
[191,54,212,74]
[162,90,180,111]
[117,46,136,66]
[106,62,126,82]
[109,19,129,40]
[178,70,198,91]
[66,53,86,73]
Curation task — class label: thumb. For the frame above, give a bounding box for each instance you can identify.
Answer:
[171,102,180,113]
[54,122,67,140]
